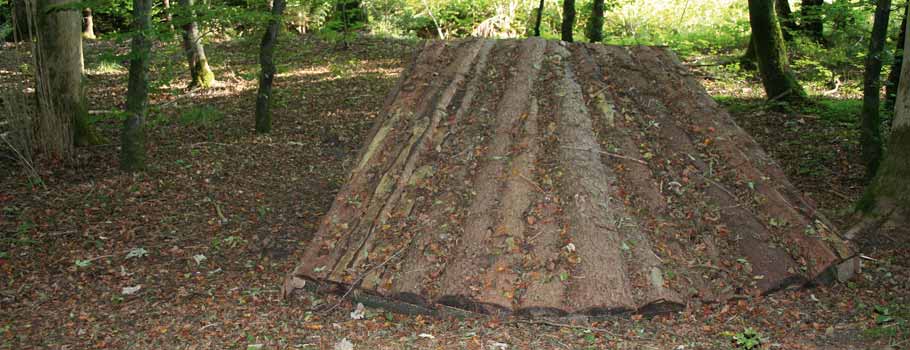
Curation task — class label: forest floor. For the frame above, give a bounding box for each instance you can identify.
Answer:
[1,35,908,350]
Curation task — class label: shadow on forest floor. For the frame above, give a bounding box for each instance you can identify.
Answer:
[0,35,907,349]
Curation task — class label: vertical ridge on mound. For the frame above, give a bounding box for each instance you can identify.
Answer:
[288,38,856,317]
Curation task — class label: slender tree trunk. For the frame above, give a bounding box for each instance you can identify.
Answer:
[860,0,891,180]
[855,17,910,233]
[748,0,806,102]
[162,0,175,32]
[255,0,286,134]
[586,0,604,42]
[775,0,795,40]
[533,0,544,37]
[121,0,152,171]
[34,0,94,159]
[741,36,758,70]
[885,2,908,112]
[800,0,824,42]
[178,0,215,89]
[10,0,33,41]
[82,8,96,39]
[561,0,575,42]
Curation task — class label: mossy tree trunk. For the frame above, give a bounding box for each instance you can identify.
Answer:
[748,0,806,103]
[120,0,152,172]
[178,0,214,89]
[856,19,910,234]
[10,0,33,41]
[533,0,544,37]
[35,0,102,159]
[82,8,96,39]
[859,0,891,180]
[800,0,824,42]
[585,0,604,42]
[741,36,758,70]
[885,2,908,112]
[255,0,286,134]
[561,0,575,42]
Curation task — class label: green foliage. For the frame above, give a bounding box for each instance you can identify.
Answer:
[864,303,909,339]
[731,328,764,350]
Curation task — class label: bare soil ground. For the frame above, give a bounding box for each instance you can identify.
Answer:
[1,35,907,350]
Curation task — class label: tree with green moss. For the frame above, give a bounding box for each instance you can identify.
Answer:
[859,0,891,180]
[747,0,806,102]
[34,0,103,160]
[178,0,215,89]
[120,0,153,172]
[561,0,575,42]
[852,18,910,238]
[82,8,96,39]
[255,0,287,134]
[586,0,604,42]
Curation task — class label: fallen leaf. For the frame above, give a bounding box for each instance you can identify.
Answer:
[334,338,354,350]
[122,285,142,295]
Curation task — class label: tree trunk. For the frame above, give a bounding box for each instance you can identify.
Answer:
[885,2,908,112]
[741,35,758,70]
[856,17,910,234]
[255,0,286,134]
[860,0,891,180]
[748,0,806,103]
[775,0,795,40]
[178,0,214,89]
[34,0,87,159]
[585,0,604,42]
[800,0,824,42]
[82,7,96,39]
[561,0,575,42]
[162,0,175,31]
[120,0,152,172]
[9,0,33,41]
[287,38,856,315]
[533,0,544,37]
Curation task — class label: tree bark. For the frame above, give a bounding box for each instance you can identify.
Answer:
[533,0,544,37]
[561,0,575,42]
[800,0,824,42]
[857,16,910,233]
[9,0,33,41]
[34,0,90,159]
[748,0,806,103]
[82,7,96,39]
[741,35,758,70]
[255,0,286,134]
[860,0,891,180]
[288,38,856,316]
[120,0,152,172]
[885,2,908,112]
[586,0,604,42]
[178,0,215,89]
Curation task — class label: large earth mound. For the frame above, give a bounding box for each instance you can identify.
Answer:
[286,38,856,317]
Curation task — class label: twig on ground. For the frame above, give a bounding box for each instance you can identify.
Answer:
[320,244,409,315]
[560,146,648,165]
[509,318,621,339]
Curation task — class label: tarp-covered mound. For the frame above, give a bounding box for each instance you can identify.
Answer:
[288,38,856,317]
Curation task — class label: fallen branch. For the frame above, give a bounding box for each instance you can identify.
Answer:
[508,318,621,338]
[560,146,648,165]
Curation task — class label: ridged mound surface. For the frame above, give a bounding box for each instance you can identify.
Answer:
[289,38,856,317]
